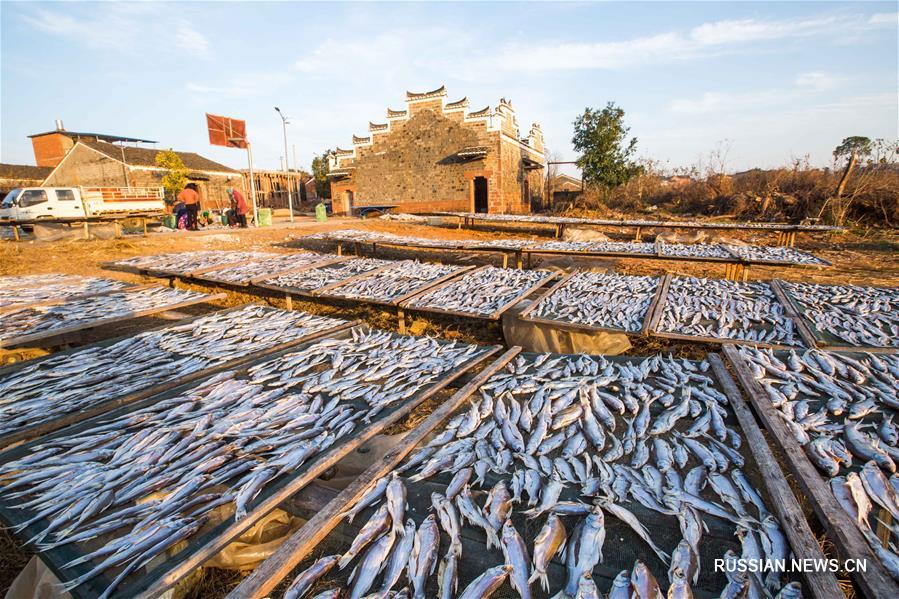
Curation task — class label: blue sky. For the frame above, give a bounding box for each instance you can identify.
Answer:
[1,1,896,176]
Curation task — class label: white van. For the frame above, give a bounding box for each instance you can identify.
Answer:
[0,187,165,222]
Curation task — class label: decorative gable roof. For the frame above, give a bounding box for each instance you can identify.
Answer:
[352,134,371,145]
[467,106,492,118]
[369,122,389,132]
[406,85,447,101]
[386,108,407,119]
[445,97,469,111]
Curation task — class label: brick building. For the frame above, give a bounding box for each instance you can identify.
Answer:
[31,126,243,210]
[327,86,545,215]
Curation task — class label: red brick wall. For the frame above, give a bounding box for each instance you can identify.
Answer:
[31,133,74,168]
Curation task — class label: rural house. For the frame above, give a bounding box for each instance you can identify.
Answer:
[31,125,244,210]
[327,86,546,215]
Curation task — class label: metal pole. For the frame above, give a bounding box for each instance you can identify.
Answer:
[293,144,299,201]
[281,119,294,222]
[120,144,131,187]
[246,142,259,227]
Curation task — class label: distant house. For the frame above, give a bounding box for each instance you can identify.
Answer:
[0,164,52,200]
[551,173,582,192]
[550,173,583,207]
[30,124,243,209]
[240,169,315,210]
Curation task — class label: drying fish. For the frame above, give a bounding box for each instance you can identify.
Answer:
[323,260,462,303]
[0,305,346,439]
[405,266,551,317]
[725,245,828,266]
[0,328,485,597]
[656,277,800,346]
[283,555,339,599]
[0,286,212,346]
[781,280,898,348]
[0,274,128,310]
[526,272,658,332]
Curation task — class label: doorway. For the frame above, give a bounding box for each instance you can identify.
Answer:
[473,177,488,213]
[344,190,354,214]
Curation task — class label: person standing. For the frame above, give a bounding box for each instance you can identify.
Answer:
[231,187,249,228]
[178,183,201,231]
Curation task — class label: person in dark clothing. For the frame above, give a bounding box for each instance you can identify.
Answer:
[178,183,201,231]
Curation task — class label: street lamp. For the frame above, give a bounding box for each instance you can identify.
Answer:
[274,106,295,222]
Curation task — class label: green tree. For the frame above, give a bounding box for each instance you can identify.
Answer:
[155,149,189,200]
[833,136,873,163]
[311,150,332,199]
[572,103,642,188]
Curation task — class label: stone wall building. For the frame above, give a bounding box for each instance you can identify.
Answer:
[328,86,545,215]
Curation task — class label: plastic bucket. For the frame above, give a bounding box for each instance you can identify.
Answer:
[257,208,272,227]
[221,214,229,226]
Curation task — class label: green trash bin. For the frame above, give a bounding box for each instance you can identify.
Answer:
[162,214,176,229]
[257,208,272,227]
[221,214,229,226]
[315,202,328,223]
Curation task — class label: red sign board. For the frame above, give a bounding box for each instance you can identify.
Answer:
[206,113,248,149]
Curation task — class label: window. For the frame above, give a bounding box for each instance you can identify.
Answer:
[18,190,48,207]
[56,189,76,202]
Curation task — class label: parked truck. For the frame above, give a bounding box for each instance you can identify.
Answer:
[0,187,165,222]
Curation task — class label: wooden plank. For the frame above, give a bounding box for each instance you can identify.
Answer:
[311,262,399,296]
[389,265,477,306]
[708,353,848,599]
[649,329,802,350]
[722,345,899,599]
[0,316,359,449]
[0,291,227,349]
[644,273,672,334]
[225,346,522,599]
[487,270,558,320]
[195,255,346,288]
[130,343,503,599]
[770,279,819,350]
[641,273,670,335]
[515,270,578,321]
[395,265,490,310]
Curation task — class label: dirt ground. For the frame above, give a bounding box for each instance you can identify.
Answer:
[0,215,895,596]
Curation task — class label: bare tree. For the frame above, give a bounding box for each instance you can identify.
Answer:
[543,150,562,211]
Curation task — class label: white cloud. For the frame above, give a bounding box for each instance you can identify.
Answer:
[795,71,844,91]
[492,11,895,71]
[868,12,898,25]
[688,15,839,45]
[185,72,292,98]
[174,21,211,59]
[669,90,793,115]
[20,5,212,59]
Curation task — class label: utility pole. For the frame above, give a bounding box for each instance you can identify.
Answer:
[274,107,295,222]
